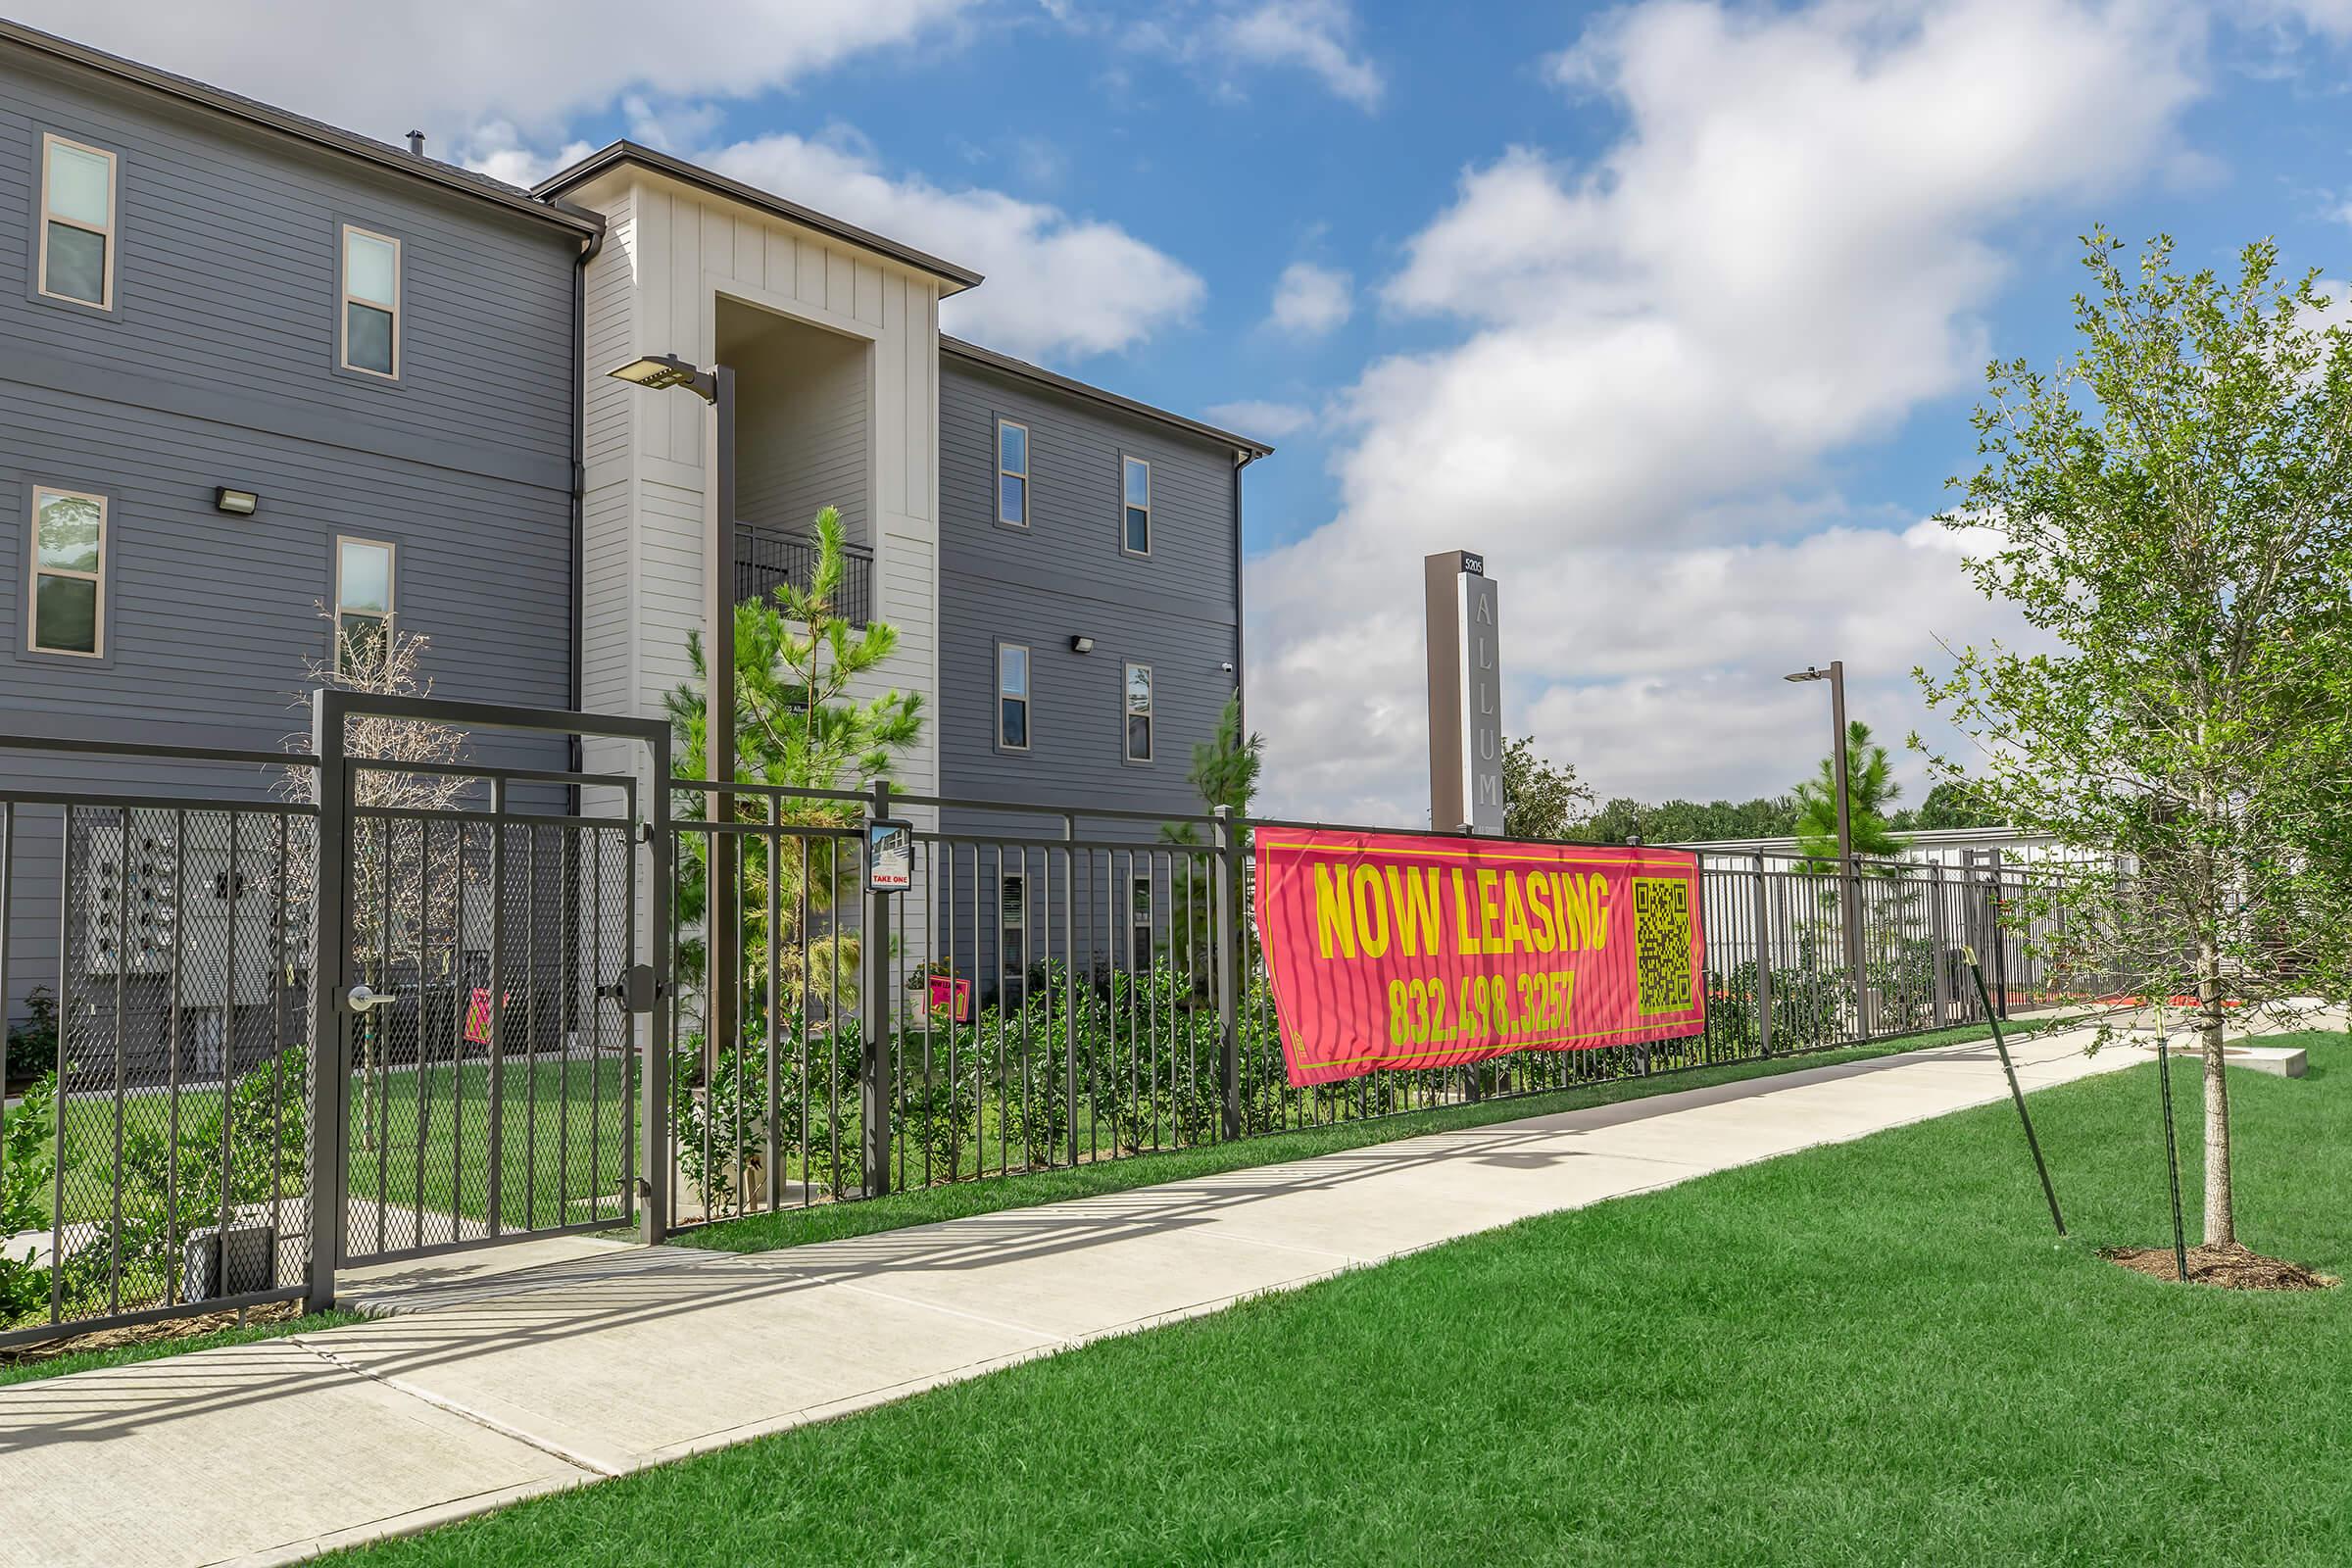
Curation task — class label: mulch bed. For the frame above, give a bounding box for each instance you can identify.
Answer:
[0,1299,306,1366]
[2100,1242,2339,1291]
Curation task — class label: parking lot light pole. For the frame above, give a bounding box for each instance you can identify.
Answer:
[1785,661,1869,1032]
[609,355,736,1067]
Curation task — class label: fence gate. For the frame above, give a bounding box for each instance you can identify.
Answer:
[314,694,666,1282]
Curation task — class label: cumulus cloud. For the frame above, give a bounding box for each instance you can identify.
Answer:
[710,134,1204,361]
[1246,0,2207,821]
[1268,262,1354,337]
[1220,0,1384,109]
[7,0,975,151]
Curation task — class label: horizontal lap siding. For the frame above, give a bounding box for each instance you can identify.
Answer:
[0,54,578,467]
[935,358,1241,828]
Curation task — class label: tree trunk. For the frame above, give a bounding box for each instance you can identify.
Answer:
[2198,936,2234,1247]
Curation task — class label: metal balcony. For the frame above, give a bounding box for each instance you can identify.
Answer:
[735,523,873,627]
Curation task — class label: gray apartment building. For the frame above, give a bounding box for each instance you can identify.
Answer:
[0,20,1269,1028]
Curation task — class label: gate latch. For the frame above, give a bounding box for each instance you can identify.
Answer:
[599,963,659,1014]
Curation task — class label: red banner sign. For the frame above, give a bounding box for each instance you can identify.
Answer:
[1253,828,1706,1086]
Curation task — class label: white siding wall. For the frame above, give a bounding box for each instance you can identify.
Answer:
[569,166,945,967]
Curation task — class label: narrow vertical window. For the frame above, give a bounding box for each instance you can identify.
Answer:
[341,225,402,378]
[335,537,395,672]
[1001,871,1027,986]
[997,642,1031,750]
[29,487,105,657]
[1121,457,1152,556]
[40,134,117,309]
[997,419,1029,526]
[1130,874,1152,969]
[1124,662,1153,762]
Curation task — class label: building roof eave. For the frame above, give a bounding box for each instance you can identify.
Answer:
[940,335,1276,459]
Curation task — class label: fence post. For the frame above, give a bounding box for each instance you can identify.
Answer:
[1930,860,1950,1029]
[640,728,671,1246]
[1211,807,1243,1141]
[1063,812,1080,1168]
[1749,853,1774,1056]
[305,689,348,1314]
[861,779,894,1199]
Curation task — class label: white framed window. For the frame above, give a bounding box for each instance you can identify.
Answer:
[1130,873,1152,968]
[1001,870,1027,977]
[997,642,1031,751]
[997,419,1029,527]
[1121,457,1151,556]
[335,536,395,672]
[28,487,106,657]
[340,224,402,378]
[1124,662,1153,763]
[39,133,117,310]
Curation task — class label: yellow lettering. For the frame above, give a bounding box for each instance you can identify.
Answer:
[1476,870,1502,955]
[1591,875,1611,950]
[1526,872,1557,954]
[1349,863,1391,957]
[1390,866,1444,958]
[1450,868,1480,956]
[1559,873,1590,951]
[1313,862,1356,959]
[1501,872,1531,957]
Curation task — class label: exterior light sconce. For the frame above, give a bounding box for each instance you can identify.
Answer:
[606,354,716,403]
[1070,635,1095,654]
[214,487,260,516]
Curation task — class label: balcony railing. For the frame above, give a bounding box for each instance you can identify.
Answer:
[735,524,873,627]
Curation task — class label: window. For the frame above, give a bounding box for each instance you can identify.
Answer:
[1130,874,1152,968]
[997,419,1028,526]
[1124,662,1153,762]
[997,642,1030,750]
[1121,457,1151,556]
[1001,871,1027,980]
[40,134,116,310]
[29,487,105,657]
[340,225,401,378]
[335,537,395,672]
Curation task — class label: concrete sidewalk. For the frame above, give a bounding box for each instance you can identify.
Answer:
[0,1021,2258,1566]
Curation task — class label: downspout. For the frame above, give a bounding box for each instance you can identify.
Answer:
[568,221,607,778]
[1230,448,1259,734]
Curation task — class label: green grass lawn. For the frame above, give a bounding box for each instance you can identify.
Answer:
[335,1027,2352,1567]
[676,1020,2015,1254]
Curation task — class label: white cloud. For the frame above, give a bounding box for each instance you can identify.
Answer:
[1066,0,1384,108]
[1246,0,2207,822]
[1220,0,1384,109]
[1268,262,1354,337]
[710,135,1204,361]
[9,0,975,152]
[1208,400,1316,438]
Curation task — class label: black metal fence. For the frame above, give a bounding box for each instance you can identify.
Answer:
[2,695,2090,1344]
[735,524,874,626]
[652,791,2085,1235]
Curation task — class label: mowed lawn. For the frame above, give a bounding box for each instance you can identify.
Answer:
[343,1033,2348,1567]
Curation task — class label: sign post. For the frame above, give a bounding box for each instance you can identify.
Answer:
[1426,550,1502,836]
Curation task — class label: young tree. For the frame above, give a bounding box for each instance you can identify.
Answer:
[1499,736,1593,840]
[1792,720,1907,865]
[1919,232,2352,1248]
[280,612,477,1150]
[666,507,924,1014]
[1161,690,1264,985]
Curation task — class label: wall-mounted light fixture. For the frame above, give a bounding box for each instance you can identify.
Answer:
[1069,635,1095,654]
[214,487,260,516]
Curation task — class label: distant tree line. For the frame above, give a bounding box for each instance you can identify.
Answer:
[1498,733,2002,848]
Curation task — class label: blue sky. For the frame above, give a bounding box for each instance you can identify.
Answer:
[33,0,2352,821]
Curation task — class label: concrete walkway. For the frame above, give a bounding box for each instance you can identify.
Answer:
[0,1021,2270,1566]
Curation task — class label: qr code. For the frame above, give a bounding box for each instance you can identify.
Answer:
[1633,877,1693,1016]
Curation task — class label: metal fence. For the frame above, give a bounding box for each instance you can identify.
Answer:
[650,794,2085,1237]
[2,693,2090,1344]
